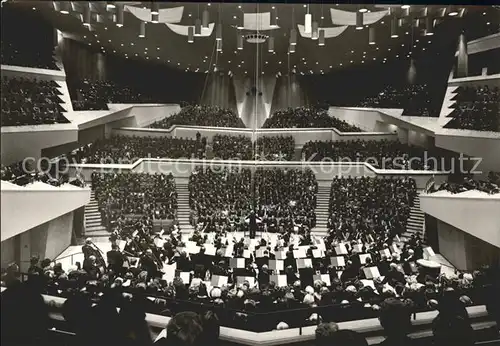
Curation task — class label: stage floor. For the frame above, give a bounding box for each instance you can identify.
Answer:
[54,234,457,277]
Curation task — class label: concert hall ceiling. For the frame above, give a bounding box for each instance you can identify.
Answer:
[11,1,500,75]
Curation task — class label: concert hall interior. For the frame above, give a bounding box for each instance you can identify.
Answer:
[1,1,500,346]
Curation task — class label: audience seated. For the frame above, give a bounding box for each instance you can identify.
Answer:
[92,172,177,230]
[357,84,442,118]
[316,324,369,346]
[67,134,207,163]
[302,139,455,170]
[189,167,253,232]
[255,136,295,161]
[444,85,500,132]
[263,106,361,131]
[327,177,417,242]
[150,105,245,128]
[1,76,69,126]
[212,135,253,160]
[255,168,317,232]
[69,79,165,111]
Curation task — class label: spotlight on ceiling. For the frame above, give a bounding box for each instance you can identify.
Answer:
[359,7,368,13]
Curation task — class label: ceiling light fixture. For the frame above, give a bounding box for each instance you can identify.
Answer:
[318,29,325,46]
[195,18,202,36]
[424,17,434,36]
[216,39,222,52]
[188,26,194,43]
[289,44,295,54]
[202,9,209,28]
[107,1,115,10]
[83,6,91,27]
[59,1,70,14]
[369,26,376,45]
[290,28,297,46]
[151,2,158,15]
[359,6,368,13]
[236,12,244,29]
[152,13,159,23]
[305,13,312,34]
[356,12,364,30]
[139,22,146,38]
[312,21,319,40]
[390,18,398,38]
[116,5,124,27]
[237,32,244,50]
[268,35,275,52]
[448,6,459,17]
[216,22,222,41]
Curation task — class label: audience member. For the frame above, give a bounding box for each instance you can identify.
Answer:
[375,298,415,346]
[315,322,339,346]
[432,315,475,346]
[156,311,204,346]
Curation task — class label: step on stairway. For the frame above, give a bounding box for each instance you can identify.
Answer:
[175,180,195,235]
[401,196,425,242]
[311,184,331,238]
[84,191,109,239]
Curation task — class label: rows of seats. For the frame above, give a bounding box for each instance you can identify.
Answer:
[189,167,253,232]
[69,79,164,111]
[255,168,317,231]
[92,172,177,227]
[358,84,442,117]
[255,136,295,161]
[444,85,500,132]
[302,139,455,170]
[1,76,68,126]
[67,135,207,163]
[263,106,362,131]
[212,135,253,160]
[327,177,417,240]
[150,105,246,128]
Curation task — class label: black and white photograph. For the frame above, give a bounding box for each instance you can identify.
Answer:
[0,1,499,346]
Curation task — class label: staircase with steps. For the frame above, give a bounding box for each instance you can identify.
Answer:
[311,183,331,237]
[401,195,426,242]
[83,191,109,239]
[176,179,195,235]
